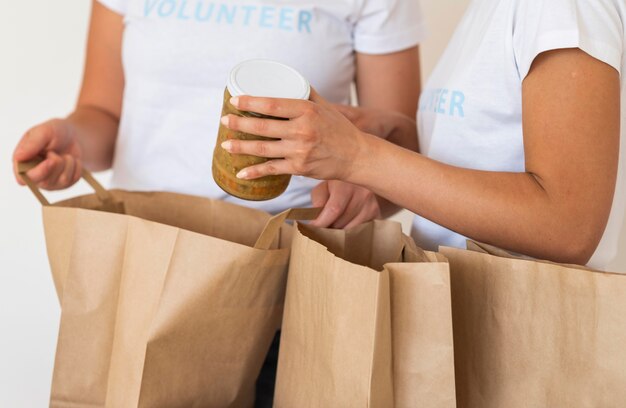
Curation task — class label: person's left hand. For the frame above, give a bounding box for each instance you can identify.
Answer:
[219,89,369,182]
[310,180,381,229]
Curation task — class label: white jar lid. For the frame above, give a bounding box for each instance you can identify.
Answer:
[227,59,311,100]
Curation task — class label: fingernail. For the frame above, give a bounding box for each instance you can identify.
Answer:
[220,116,230,126]
[236,169,249,179]
[221,140,232,151]
[230,96,240,107]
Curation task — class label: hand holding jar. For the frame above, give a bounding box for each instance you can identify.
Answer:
[220,88,372,183]
[213,59,311,201]
[215,60,388,228]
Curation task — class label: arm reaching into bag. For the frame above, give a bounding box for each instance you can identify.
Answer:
[308,47,421,228]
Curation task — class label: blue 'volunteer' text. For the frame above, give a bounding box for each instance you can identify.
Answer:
[420,88,465,118]
[144,0,313,33]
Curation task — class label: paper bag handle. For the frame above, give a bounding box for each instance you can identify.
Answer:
[401,234,431,263]
[255,208,323,250]
[17,158,114,206]
[466,240,536,260]
[465,240,600,272]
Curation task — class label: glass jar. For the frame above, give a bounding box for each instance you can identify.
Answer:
[212,60,310,201]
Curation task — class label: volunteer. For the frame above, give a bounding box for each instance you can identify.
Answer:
[12,1,425,405]
[220,0,626,269]
[12,0,425,229]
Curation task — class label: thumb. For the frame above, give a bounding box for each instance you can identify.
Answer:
[13,124,55,163]
[308,87,330,107]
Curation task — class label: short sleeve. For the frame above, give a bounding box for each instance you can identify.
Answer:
[353,0,427,55]
[513,0,623,80]
[97,0,128,16]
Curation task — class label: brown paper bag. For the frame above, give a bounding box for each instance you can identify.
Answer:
[274,220,456,408]
[18,161,319,408]
[440,242,626,408]
[390,238,457,408]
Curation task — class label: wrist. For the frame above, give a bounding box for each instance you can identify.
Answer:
[378,196,402,218]
[345,133,422,201]
[62,116,84,155]
[66,106,118,171]
[343,130,379,185]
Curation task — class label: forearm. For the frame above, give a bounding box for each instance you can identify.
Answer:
[65,1,124,172]
[220,48,618,265]
[349,134,602,264]
[354,48,420,152]
[66,105,119,171]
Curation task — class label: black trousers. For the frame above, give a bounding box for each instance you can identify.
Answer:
[255,331,280,408]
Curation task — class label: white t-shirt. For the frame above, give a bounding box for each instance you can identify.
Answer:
[97,0,425,213]
[414,0,626,269]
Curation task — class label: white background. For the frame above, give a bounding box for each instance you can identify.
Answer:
[0,1,624,406]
